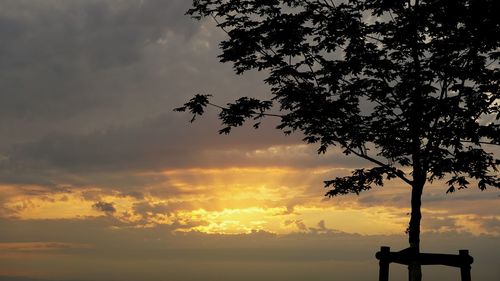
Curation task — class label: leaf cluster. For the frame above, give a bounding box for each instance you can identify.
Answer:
[180,0,500,196]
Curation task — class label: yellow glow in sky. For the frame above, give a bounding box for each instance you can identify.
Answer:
[1,167,498,236]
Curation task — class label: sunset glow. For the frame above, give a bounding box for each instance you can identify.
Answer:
[0,1,498,281]
[2,167,497,237]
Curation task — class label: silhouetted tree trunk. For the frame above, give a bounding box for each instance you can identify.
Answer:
[409,2,424,278]
[409,182,424,281]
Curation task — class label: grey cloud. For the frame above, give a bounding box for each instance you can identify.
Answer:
[358,193,408,207]
[5,112,296,172]
[356,185,500,210]
[133,201,170,215]
[294,220,307,231]
[0,6,313,188]
[307,220,344,235]
[81,190,103,201]
[0,0,200,147]
[92,201,116,213]
[0,0,196,73]
[0,110,370,190]
[1,218,499,281]
[120,190,145,200]
[0,0,371,193]
[130,196,201,218]
[421,216,458,232]
[0,162,171,197]
[480,217,500,232]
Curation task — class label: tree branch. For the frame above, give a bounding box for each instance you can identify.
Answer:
[343,145,413,186]
[208,102,284,118]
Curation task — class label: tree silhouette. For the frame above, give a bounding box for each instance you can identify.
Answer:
[175,1,500,280]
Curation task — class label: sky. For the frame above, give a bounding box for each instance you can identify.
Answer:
[0,1,498,281]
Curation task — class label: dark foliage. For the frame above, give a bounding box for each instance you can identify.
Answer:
[176,3,499,277]
[177,0,500,196]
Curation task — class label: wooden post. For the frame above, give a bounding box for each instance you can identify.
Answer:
[459,250,471,281]
[378,246,390,281]
[376,246,473,280]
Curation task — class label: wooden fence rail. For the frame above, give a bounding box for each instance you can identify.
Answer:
[375,246,473,281]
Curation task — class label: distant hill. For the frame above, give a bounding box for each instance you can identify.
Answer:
[0,276,86,281]
[0,277,46,281]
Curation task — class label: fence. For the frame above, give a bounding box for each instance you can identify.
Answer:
[375,246,473,281]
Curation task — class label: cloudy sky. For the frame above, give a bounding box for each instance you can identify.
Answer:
[0,1,498,281]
